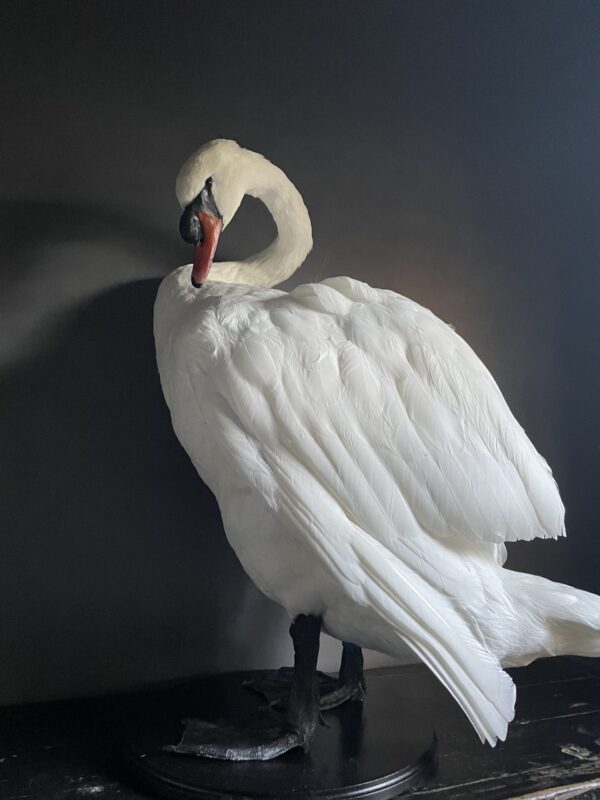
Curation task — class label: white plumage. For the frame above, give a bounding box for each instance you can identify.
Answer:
[155,139,600,746]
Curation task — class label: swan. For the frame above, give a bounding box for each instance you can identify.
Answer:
[154,139,600,760]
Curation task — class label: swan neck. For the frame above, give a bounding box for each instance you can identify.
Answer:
[209,155,312,288]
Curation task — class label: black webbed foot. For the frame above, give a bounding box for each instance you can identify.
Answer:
[165,615,322,762]
[243,668,340,709]
[164,715,307,761]
[319,676,366,710]
[245,641,366,713]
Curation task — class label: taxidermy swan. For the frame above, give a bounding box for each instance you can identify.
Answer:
[154,139,600,760]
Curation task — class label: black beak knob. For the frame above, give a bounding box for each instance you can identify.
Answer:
[179,203,202,245]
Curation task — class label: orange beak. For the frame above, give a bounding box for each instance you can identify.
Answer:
[192,211,223,287]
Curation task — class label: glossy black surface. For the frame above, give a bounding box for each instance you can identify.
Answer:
[119,671,436,799]
[3,660,600,800]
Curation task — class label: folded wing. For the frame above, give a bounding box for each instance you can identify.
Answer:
[181,276,564,743]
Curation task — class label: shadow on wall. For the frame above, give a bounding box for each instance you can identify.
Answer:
[0,200,298,706]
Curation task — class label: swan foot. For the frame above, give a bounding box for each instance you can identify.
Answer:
[319,678,366,710]
[165,614,322,762]
[245,641,366,712]
[243,668,339,707]
[163,716,308,761]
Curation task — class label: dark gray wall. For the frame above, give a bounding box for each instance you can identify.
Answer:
[1,0,599,705]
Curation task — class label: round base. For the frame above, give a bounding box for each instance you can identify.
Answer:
[119,670,436,800]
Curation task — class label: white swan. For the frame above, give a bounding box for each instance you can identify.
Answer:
[154,139,600,760]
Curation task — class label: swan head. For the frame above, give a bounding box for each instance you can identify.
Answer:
[176,139,248,287]
[176,138,312,289]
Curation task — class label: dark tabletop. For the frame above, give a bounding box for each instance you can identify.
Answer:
[1,657,599,800]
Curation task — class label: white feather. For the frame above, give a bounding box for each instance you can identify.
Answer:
[155,140,600,746]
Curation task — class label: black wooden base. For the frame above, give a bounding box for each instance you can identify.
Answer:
[118,670,437,799]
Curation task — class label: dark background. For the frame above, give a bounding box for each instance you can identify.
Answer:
[1,0,599,706]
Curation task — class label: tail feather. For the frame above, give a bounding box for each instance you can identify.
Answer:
[502,570,600,664]
[352,536,516,745]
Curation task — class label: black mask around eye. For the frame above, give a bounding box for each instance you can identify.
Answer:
[179,202,202,245]
[179,178,221,245]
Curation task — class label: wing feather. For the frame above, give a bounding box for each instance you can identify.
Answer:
[207,276,564,554]
[163,274,565,744]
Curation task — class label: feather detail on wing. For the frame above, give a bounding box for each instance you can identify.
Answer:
[167,274,564,744]
[212,276,564,548]
[350,533,516,745]
[212,416,516,745]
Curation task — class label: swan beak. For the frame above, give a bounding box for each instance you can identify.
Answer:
[191,212,223,287]
[179,183,223,287]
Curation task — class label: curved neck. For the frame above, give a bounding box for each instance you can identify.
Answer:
[209,154,313,288]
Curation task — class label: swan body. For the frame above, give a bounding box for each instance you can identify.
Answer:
[155,140,600,748]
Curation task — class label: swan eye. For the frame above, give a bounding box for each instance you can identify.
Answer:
[205,177,213,190]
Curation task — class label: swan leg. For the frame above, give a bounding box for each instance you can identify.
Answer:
[320,642,366,710]
[245,641,366,711]
[164,614,321,761]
